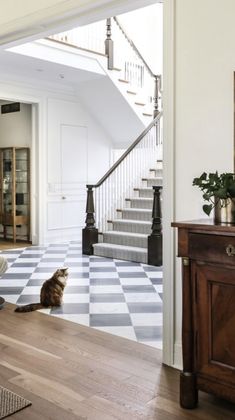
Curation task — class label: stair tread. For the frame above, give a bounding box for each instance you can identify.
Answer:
[121,208,152,212]
[112,219,151,225]
[134,187,154,191]
[126,197,153,201]
[104,231,148,238]
[142,177,163,181]
[94,243,147,253]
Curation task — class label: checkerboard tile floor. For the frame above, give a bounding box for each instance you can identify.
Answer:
[0,242,163,349]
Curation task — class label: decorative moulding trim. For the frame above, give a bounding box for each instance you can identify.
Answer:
[0,0,157,48]
[162,0,176,367]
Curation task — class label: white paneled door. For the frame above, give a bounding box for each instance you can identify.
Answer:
[48,124,88,242]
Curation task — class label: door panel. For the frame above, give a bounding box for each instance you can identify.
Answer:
[195,262,235,385]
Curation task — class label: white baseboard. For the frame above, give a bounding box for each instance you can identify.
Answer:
[173,341,183,370]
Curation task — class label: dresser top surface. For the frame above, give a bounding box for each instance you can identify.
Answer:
[171,219,235,233]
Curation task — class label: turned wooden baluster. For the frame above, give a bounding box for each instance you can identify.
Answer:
[148,186,162,266]
[105,18,113,70]
[153,75,160,118]
[82,185,98,255]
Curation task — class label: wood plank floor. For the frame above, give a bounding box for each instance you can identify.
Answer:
[0,303,235,419]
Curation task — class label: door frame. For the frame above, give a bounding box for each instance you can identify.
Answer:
[0,91,45,245]
[0,0,177,367]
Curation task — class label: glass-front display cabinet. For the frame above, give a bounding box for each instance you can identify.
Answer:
[0,147,30,243]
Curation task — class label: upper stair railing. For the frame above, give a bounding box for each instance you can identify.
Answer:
[48,17,162,116]
[82,111,163,266]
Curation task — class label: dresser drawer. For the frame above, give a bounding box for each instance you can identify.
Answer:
[189,233,235,265]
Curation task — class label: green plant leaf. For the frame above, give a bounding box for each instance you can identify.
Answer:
[203,204,213,216]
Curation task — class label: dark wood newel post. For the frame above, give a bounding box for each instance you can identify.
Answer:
[82,185,98,255]
[105,18,114,70]
[148,186,162,266]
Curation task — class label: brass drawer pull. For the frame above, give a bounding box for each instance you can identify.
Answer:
[226,244,235,257]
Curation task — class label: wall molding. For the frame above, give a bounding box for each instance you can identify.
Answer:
[162,0,176,367]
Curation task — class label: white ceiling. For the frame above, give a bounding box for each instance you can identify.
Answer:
[0,48,105,91]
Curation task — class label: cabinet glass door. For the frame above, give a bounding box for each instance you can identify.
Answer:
[15,148,29,218]
[2,148,13,216]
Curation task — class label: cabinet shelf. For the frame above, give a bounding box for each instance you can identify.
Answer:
[0,147,30,243]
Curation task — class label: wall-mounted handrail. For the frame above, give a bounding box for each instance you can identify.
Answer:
[88,112,162,189]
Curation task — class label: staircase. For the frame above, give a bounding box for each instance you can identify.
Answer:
[82,113,163,266]
[93,160,163,263]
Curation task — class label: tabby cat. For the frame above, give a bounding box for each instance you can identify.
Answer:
[15,267,68,313]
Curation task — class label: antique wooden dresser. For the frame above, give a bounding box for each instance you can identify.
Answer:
[172,219,235,408]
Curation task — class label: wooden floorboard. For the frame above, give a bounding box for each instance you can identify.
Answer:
[0,303,235,419]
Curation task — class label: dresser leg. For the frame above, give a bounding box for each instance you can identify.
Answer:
[180,372,198,409]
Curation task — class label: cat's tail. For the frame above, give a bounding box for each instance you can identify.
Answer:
[15,303,43,313]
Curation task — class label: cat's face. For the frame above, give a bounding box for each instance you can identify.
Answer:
[55,268,69,283]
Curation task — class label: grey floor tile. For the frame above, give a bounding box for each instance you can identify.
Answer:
[90,257,113,262]
[118,272,147,278]
[134,326,162,341]
[0,287,24,295]
[19,254,43,258]
[90,313,132,327]
[127,302,162,313]
[1,273,31,279]
[27,279,45,286]
[34,267,60,272]
[159,293,163,300]
[90,267,117,272]
[90,278,121,286]
[16,295,40,304]
[51,303,89,314]
[150,278,163,285]
[11,262,38,267]
[142,265,163,271]
[90,293,125,303]
[115,261,140,267]
[122,285,156,293]
[40,258,66,262]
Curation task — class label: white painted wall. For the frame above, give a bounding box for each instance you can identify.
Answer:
[0,79,112,245]
[0,102,32,147]
[118,3,163,75]
[170,0,235,367]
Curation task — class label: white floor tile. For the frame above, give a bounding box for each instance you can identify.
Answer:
[125,293,162,303]
[0,280,29,287]
[90,302,129,314]
[90,285,123,294]
[119,278,152,286]
[21,286,41,295]
[130,313,162,326]
[2,295,19,304]
[89,272,119,279]
[7,267,36,273]
[63,294,89,303]
[67,279,89,286]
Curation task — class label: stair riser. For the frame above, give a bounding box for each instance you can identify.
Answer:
[121,210,152,221]
[149,169,163,177]
[147,179,163,187]
[93,245,147,264]
[112,221,151,234]
[130,199,153,209]
[138,189,153,198]
[103,233,147,248]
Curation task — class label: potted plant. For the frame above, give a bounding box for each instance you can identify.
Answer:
[192,171,235,223]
